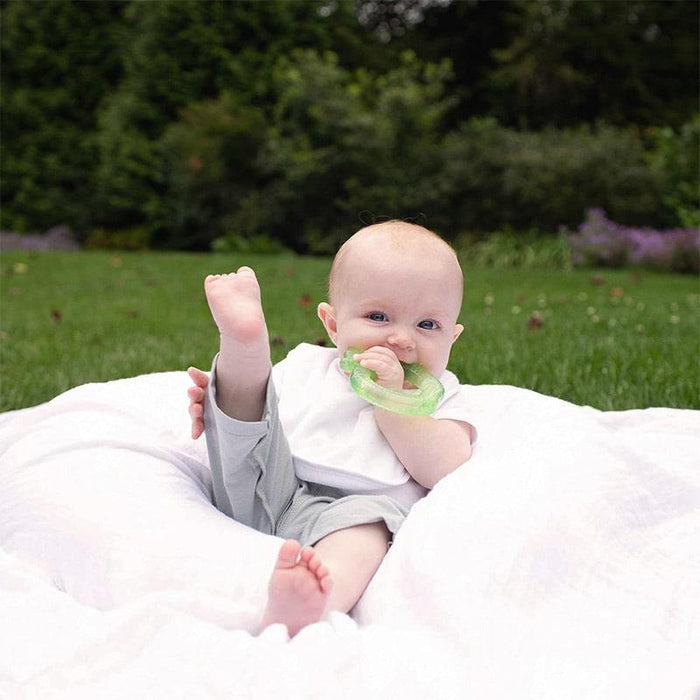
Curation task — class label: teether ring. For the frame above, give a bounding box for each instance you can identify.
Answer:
[340,348,444,416]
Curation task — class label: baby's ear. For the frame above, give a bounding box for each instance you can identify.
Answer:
[317,302,338,345]
[452,324,464,343]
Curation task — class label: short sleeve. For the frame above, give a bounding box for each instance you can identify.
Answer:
[434,374,478,444]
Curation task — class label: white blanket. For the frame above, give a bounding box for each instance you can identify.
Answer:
[1,372,698,699]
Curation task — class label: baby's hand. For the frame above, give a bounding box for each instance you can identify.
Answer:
[187,366,209,439]
[352,346,404,390]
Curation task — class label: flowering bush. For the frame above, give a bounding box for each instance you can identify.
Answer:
[566,209,699,274]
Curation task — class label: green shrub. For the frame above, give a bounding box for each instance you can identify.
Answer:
[157,96,268,249]
[456,230,572,270]
[439,119,665,235]
[645,116,700,228]
[155,97,670,252]
[257,49,456,253]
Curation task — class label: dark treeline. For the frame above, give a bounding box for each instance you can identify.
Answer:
[2,0,698,253]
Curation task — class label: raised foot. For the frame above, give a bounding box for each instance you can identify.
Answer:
[261,540,333,637]
[205,267,271,422]
[204,267,268,345]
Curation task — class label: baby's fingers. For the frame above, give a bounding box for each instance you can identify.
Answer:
[359,356,400,378]
[356,353,404,389]
[186,367,207,440]
[191,418,204,440]
[187,385,205,402]
[189,401,204,440]
[355,347,400,369]
[356,345,398,362]
[187,366,209,389]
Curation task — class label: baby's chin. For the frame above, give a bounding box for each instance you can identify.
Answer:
[426,366,446,379]
[409,359,444,378]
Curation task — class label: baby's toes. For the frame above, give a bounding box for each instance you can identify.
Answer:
[307,553,325,575]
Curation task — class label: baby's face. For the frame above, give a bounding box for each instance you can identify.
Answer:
[321,242,464,377]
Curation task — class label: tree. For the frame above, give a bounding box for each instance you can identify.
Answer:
[1,0,125,233]
[375,0,523,125]
[3,0,695,242]
[94,0,388,236]
[158,96,268,249]
[157,49,457,252]
[375,0,698,129]
[486,0,699,129]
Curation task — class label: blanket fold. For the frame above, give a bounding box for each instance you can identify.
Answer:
[1,372,698,699]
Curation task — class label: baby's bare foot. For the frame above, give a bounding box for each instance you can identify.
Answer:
[261,540,333,637]
[205,267,267,345]
[205,268,271,421]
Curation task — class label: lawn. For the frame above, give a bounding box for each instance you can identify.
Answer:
[1,249,698,412]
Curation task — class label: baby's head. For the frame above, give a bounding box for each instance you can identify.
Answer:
[318,221,464,377]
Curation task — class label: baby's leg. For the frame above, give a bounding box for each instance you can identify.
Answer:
[204,354,298,534]
[204,267,270,421]
[313,522,390,613]
[261,523,389,636]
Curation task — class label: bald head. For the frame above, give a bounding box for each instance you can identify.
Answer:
[328,221,463,307]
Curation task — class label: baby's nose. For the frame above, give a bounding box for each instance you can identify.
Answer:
[387,329,415,350]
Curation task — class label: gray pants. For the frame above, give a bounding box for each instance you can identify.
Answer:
[204,371,408,547]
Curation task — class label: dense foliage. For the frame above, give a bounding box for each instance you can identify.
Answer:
[2,0,698,251]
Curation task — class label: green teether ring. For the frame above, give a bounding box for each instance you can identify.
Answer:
[340,348,444,416]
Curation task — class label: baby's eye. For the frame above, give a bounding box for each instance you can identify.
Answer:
[418,319,440,330]
[367,312,388,323]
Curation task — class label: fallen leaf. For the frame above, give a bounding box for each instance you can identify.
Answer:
[527,312,544,330]
[297,294,312,308]
[271,335,285,347]
[51,309,62,322]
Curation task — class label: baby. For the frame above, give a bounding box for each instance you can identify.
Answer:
[188,221,475,636]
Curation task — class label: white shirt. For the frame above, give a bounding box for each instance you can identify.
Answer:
[273,343,476,508]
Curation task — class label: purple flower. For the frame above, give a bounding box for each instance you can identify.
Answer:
[567,210,699,274]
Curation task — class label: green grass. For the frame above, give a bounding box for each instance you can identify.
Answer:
[1,250,698,412]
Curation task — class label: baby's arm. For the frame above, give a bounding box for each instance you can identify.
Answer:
[355,346,472,489]
[374,411,472,489]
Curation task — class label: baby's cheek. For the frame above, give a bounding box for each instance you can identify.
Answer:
[424,348,451,377]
